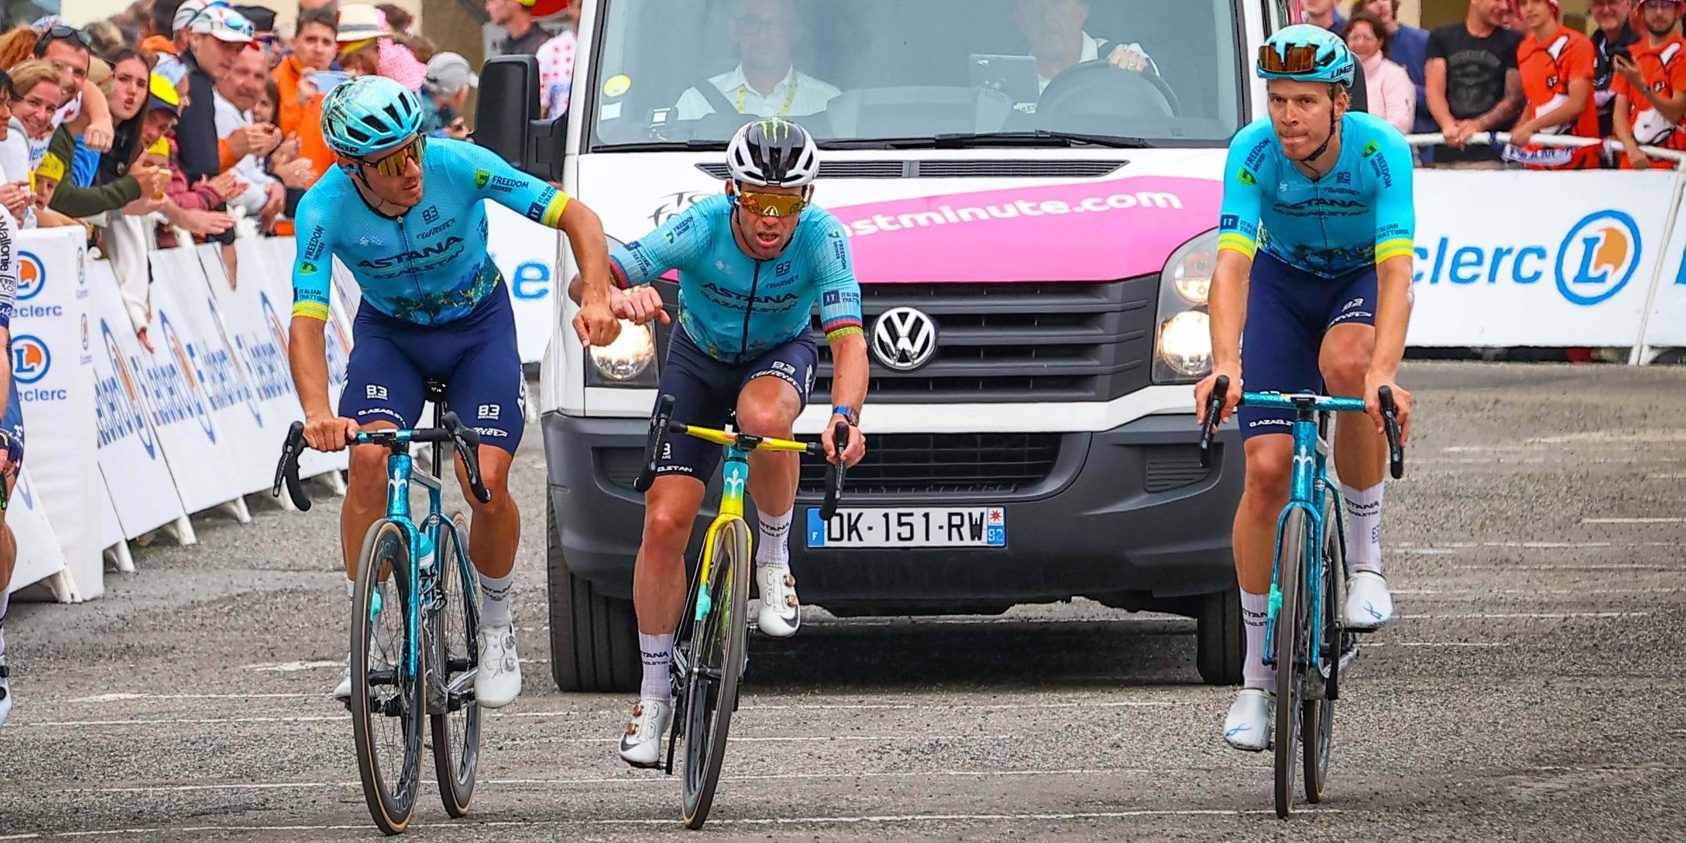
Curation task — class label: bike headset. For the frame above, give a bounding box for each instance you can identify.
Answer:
[1256,24,1358,168]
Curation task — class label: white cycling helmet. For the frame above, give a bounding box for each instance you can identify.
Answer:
[726,119,819,187]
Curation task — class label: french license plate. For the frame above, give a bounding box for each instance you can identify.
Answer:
[805,507,1007,549]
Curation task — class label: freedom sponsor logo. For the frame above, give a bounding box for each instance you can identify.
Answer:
[95,319,157,459]
[1413,210,1642,307]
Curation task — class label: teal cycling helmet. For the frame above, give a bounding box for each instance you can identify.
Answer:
[1257,24,1357,88]
[321,76,423,159]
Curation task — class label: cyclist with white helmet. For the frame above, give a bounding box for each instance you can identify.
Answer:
[1195,25,1417,750]
[568,118,868,767]
[287,76,620,709]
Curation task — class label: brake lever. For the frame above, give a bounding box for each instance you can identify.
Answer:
[1198,375,1230,469]
[1378,385,1405,480]
[273,421,312,511]
[634,394,677,494]
[443,411,492,503]
[822,421,849,521]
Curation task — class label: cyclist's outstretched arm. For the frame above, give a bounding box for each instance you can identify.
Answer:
[288,201,357,452]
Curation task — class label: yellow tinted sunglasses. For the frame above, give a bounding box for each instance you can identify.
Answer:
[735,189,807,218]
[361,135,426,177]
[1258,43,1323,75]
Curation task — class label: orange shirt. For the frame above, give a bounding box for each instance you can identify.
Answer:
[1517,25,1601,169]
[273,55,334,182]
[1612,34,1686,165]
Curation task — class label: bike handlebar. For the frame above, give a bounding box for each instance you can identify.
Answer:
[273,411,492,510]
[1196,375,1405,478]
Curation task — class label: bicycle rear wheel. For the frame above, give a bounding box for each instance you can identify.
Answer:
[430,512,481,817]
[1273,509,1311,819]
[681,518,751,829]
[1304,492,1340,803]
[352,520,424,835]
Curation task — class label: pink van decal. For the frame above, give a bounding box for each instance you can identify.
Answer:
[827,176,1222,283]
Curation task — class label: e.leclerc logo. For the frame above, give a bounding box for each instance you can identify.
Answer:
[159,311,217,443]
[97,319,157,459]
[1415,210,1641,308]
[205,295,263,426]
[11,334,49,383]
[15,251,44,300]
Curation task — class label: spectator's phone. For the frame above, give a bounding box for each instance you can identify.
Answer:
[311,70,352,94]
[1610,45,1632,62]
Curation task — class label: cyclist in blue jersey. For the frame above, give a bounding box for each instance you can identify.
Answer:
[1195,26,1417,751]
[569,120,868,768]
[0,207,24,732]
[287,77,621,709]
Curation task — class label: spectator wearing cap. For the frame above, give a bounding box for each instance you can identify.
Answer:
[177,4,258,188]
[1302,0,1347,37]
[1612,0,1686,169]
[213,46,284,228]
[487,0,551,57]
[1347,12,1417,136]
[273,6,338,182]
[233,5,282,68]
[422,52,476,138]
[1510,0,1600,169]
[1592,0,1643,141]
[1359,0,1433,143]
[337,4,427,92]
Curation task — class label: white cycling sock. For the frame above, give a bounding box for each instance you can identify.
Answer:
[1342,482,1384,576]
[639,632,674,701]
[479,571,516,627]
[0,586,9,659]
[755,508,792,570]
[1242,590,1273,691]
[345,578,356,601]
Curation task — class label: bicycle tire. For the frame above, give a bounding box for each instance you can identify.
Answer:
[431,512,481,817]
[1273,508,1311,819]
[681,517,751,829]
[352,520,424,835]
[1303,491,1339,803]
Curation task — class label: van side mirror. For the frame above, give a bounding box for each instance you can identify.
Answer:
[473,55,565,181]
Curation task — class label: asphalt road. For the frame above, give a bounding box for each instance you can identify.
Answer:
[2,362,1683,842]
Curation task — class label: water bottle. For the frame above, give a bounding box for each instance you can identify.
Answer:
[416,532,436,575]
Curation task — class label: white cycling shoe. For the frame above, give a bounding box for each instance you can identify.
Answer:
[1343,571,1394,631]
[1223,689,1273,751]
[756,565,801,638]
[476,624,523,709]
[619,697,673,769]
[0,653,13,730]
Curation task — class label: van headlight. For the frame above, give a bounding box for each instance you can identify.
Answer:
[1154,230,1216,383]
[587,320,657,385]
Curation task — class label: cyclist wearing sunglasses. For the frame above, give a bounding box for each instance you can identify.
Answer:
[1194,25,1417,751]
[567,118,867,768]
[288,76,618,710]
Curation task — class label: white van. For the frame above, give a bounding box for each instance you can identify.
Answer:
[477,0,1309,692]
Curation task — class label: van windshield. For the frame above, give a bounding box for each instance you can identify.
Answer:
[586,0,1245,150]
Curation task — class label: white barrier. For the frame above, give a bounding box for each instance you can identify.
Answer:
[487,203,560,364]
[6,468,66,599]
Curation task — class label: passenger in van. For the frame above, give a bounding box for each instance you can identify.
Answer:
[1013,0,1158,93]
[673,0,841,120]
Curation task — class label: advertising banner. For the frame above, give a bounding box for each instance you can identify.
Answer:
[6,467,65,597]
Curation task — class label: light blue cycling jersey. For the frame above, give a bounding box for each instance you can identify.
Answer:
[1217,112,1415,277]
[291,138,569,325]
[610,194,864,363]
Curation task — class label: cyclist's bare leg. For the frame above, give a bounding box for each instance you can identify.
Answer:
[635,475,709,637]
[454,445,518,578]
[736,376,801,530]
[1234,436,1294,595]
[1321,324,1385,489]
[342,421,400,577]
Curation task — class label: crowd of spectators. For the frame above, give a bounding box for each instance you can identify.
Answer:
[1314,0,1686,169]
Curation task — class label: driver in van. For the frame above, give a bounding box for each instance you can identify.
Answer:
[674,0,841,119]
[1015,0,1160,92]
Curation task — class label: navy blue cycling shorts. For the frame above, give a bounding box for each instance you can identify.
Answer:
[653,328,817,481]
[1239,252,1377,439]
[339,286,525,454]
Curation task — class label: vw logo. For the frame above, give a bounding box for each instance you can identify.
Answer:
[871,307,937,371]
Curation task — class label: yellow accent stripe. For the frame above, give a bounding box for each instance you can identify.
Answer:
[291,301,330,321]
[542,192,570,227]
[1218,233,1257,257]
[677,425,811,453]
[825,325,864,344]
[1375,239,1413,263]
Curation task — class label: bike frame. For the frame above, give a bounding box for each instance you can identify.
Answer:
[1240,392,1363,670]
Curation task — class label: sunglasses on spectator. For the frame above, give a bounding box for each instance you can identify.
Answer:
[734,189,807,218]
[1258,43,1324,76]
[39,25,92,49]
[359,135,425,177]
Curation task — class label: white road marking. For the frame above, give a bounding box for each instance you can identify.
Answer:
[67,693,321,704]
[241,660,340,673]
[1582,517,1684,524]
[1397,612,1648,620]
[495,700,1172,719]
[10,715,344,728]
[1396,588,1681,596]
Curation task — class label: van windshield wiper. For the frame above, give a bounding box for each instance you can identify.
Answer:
[600,140,727,153]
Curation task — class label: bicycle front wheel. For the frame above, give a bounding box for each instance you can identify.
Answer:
[1303,490,1341,804]
[352,520,425,835]
[430,512,481,817]
[681,517,751,829]
[1273,509,1311,819]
